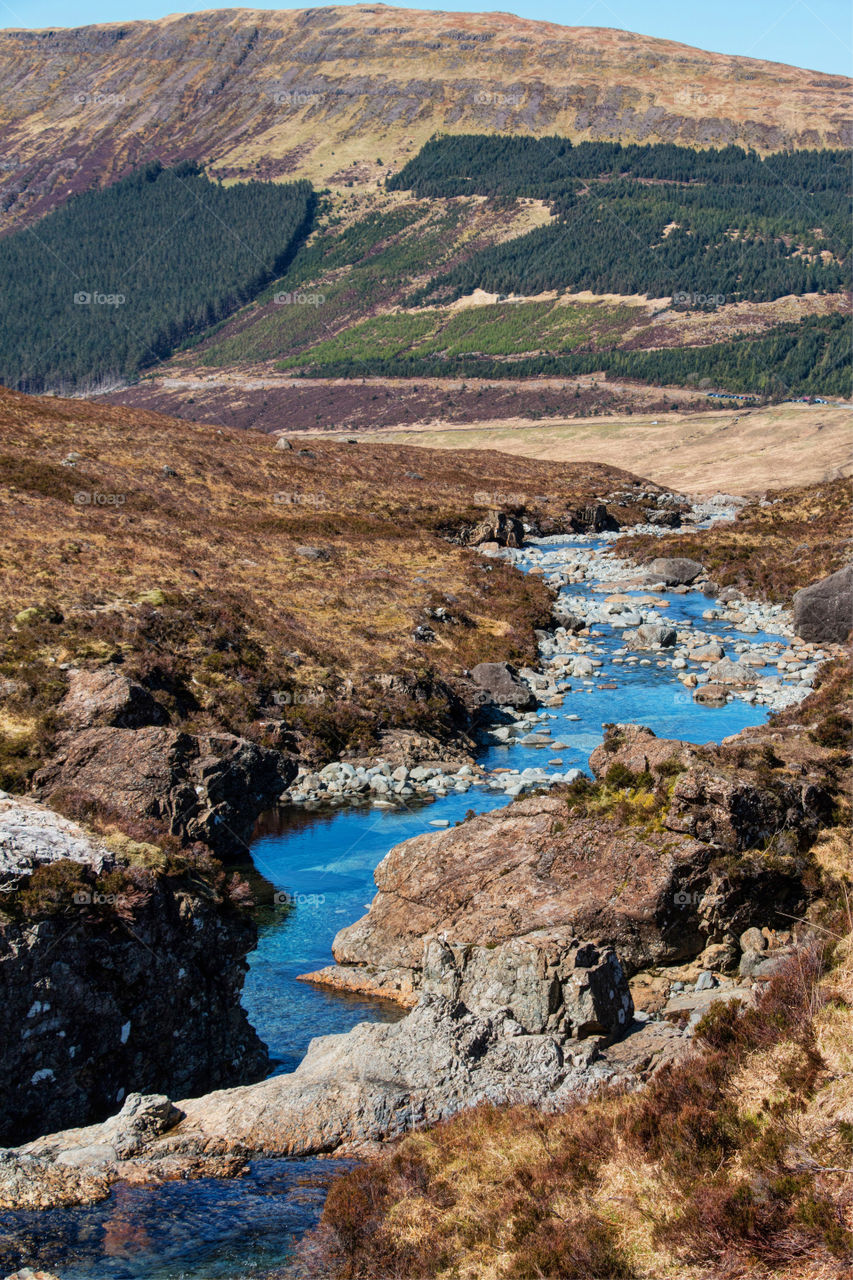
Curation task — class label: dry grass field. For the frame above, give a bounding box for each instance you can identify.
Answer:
[358,402,853,496]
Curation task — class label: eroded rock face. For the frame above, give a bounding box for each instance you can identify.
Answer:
[421,934,633,1039]
[569,503,620,533]
[34,728,295,859]
[330,798,707,982]
[0,796,268,1147]
[4,974,638,1205]
[793,565,853,643]
[467,511,524,548]
[326,730,819,995]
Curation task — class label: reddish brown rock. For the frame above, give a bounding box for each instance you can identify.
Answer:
[59,666,168,731]
[589,723,698,779]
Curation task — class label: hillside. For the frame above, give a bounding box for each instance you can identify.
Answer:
[1,6,850,235]
[356,402,853,496]
[0,163,314,392]
[0,383,659,787]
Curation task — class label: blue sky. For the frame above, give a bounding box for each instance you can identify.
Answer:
[4,0,852,75]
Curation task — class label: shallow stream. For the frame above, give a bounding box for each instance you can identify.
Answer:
[0,533,808,1279]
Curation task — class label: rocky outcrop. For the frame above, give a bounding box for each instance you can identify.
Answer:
[58,666,168,731]
[588,723,698,778]
[6,8,844,238]
[421,934,633,1039]
[1,936,635,1205]
[0,795,268,1147]
[34,728,295,859]
[467,510,524,548]
[318,725,824,999]
[793,565,852,643]
[469,661,536,710]
[569,503,620,533]
[645,556,704,585]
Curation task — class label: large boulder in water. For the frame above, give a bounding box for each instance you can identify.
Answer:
[793,565,853,643]
[646,556,704,585]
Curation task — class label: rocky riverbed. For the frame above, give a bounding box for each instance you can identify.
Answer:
[1,492,848,1278]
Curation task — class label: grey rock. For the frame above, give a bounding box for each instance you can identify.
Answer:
[294,545,330,561]
[793,565,852,644]
[628,623,677,649]
[646,557,704,586]
[470,662,536,710]
[739,926,767,953]
[691,642,726,661]
[421,933,633,1039]
[706,658,758,686]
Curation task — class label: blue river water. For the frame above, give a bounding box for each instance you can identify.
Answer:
[0,538,792,1279]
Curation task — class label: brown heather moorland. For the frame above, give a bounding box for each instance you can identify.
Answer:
[620,476,853,601]
[0,384,657,785]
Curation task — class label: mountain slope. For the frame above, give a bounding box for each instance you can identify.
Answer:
[1,5,850,234]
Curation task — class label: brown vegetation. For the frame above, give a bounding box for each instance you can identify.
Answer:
[2,7,848,233]
[0,385,654,783]
[621,477,853,601]
[303,929,853,1280]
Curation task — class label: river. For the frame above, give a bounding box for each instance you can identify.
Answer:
[0,532,806,1280]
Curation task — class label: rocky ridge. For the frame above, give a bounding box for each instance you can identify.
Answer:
[1,7,849,232]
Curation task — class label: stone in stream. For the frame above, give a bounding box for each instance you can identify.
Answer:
[693,683,729,706]
[691,642,726,661]
[705,658,758,687]
[624,623,677,649]
[645,557,704,586]
[793,565,853,644]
